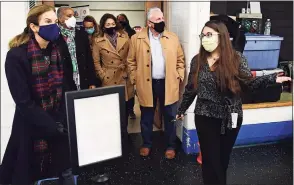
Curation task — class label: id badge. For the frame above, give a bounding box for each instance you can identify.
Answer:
[231,113,238,128]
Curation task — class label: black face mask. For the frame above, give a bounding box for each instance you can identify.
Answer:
[119,21,128,28]
[151,21,165,33]
[104,27,116,35]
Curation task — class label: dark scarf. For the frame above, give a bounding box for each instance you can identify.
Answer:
[106,32,118,49]
[28,38,63,112]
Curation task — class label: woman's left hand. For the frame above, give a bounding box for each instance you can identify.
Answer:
[276,76,292,83]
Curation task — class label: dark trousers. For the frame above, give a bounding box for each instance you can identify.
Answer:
[31,126,75,185]
[127,97,135,114]
[122,98,135,137]
[140,79,177,150]
[195,114,242,185]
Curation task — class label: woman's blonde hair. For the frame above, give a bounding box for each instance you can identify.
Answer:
[9,4,55,49]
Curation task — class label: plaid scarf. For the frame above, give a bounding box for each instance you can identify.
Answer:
[28,38,63,112]
[106,32,118,49]
[28,38,63,175]
[60,26,80,90]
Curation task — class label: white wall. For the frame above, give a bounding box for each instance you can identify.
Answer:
[0,2,28,163]
[169,1,210,66]
[57,1,146,27]
[169,2,210,131]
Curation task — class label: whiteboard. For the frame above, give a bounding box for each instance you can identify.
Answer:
[73,93,122,167]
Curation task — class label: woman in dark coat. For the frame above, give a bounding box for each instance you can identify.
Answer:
[83,15,100,51]
[117,13,136,38]
[56,7,99,91]
[0,5,75,185]
[117,13,136,119]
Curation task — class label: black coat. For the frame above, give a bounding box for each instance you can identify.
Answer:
[56,28,101,91]
[0,44,71,184]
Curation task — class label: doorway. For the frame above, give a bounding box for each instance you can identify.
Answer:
[54,1,170,133]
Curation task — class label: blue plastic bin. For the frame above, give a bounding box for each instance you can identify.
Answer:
[243,33,283,70]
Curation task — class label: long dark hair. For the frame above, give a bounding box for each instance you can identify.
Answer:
[83,15,100,38]
[193,20,252,95]
[117,13,136,38]
[99,13,123,37]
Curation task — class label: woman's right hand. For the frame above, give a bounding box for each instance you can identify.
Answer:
[176,114,184,120]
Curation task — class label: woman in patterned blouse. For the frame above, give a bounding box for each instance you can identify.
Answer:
[176,20,291,185]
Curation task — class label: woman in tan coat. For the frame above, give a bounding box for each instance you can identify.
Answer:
[92,13,134,138]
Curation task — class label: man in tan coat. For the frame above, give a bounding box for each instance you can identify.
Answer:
[127,7,185,159]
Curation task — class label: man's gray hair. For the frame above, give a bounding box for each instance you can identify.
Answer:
[57,6,72,18]
[146,7,162,21]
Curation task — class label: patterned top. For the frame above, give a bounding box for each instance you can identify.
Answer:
[106,32,118,49]
[177,52,277,133]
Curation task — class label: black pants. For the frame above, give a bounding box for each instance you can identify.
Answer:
[122,98,135,137]
[31,125,75,185]
[195,114,242,185]
[140,79,177,149]
[127,97,135,114]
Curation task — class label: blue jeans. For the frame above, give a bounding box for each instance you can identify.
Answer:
[140,79,178,150]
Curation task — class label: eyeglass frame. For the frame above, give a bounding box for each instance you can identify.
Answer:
[199,32,220,39]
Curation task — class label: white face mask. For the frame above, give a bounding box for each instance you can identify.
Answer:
[201,35,219,52]
[65,16,76,28]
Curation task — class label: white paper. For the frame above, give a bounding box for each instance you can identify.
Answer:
[73,93,122,167]
[231,113,238,129]
[250,2,261,14]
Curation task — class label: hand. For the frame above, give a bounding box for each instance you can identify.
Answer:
[176,114,184,120]
[276,76,291,83]
[56,123,68,136]
[134,85,137,96]
[89,85,96,89]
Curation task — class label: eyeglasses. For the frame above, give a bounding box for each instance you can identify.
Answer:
[199,32,220,39]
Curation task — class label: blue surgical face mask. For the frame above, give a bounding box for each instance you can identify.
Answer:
[38,23,60,42]
[85,27,95,35]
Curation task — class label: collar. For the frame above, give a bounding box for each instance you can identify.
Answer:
[117,31,127,38]
[148,28,162,39]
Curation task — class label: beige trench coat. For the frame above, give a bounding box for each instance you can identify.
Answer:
[127,27,185,107]
[92,32,134,101]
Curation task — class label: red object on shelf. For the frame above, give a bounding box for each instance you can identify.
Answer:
[197,142,202,164]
